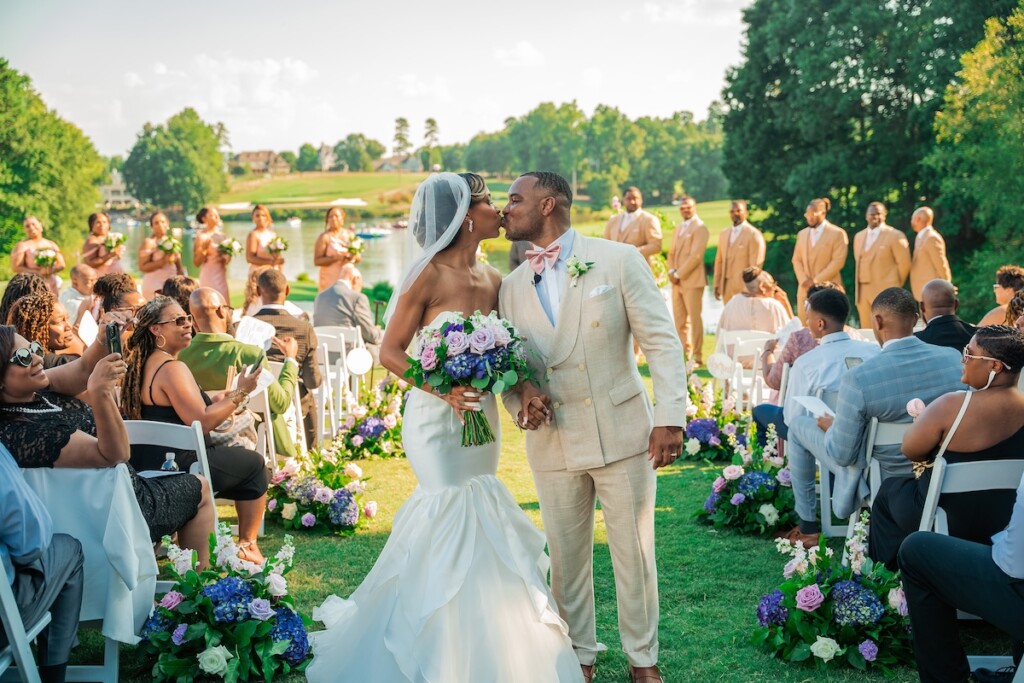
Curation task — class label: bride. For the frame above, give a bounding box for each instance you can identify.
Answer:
[306,173,583,682]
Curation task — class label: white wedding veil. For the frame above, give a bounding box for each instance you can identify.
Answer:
[383,172,471,324]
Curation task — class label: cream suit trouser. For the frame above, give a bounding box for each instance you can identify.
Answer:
[532,452,659,668]
[671,285,704,363]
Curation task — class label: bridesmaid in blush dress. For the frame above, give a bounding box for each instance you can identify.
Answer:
[314,207,361,292]
[245,204,283,277]
[192,206,231,301]
[10,216,66,297]
[81,211,125,277]
[138,211,183,300]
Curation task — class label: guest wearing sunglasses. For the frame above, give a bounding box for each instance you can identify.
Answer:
[869,326,1024,569]
[0,325,215,570]
[6,295,84,369]
[120,297,270,565]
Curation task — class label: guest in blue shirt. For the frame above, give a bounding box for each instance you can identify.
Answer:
[899,470,1024,682]
[0,443,84,683]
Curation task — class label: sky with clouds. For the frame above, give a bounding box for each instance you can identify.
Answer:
[1,0,753,157]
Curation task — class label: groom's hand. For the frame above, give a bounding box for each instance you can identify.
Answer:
[648,426,684,469]
[517,383,552,430]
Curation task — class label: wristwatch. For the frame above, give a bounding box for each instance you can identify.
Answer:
[229,388,250,412]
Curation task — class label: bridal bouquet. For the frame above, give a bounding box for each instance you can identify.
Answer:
[752,512,913,672]
[34,248,58,268]
[218,237,244,257]
[267,236,288,254]
[103,231,127,251]
[157,235,182,255]
[405,310,533,446]
[139,524,311,681]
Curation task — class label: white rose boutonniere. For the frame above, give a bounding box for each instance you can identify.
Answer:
[566,256,594,288]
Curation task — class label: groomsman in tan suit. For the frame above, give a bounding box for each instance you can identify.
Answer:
[501,171,685,683]
[668,196,708,363]
[853,201,911,326]
[909,206,952,300]
[791,197,849,322]
[714,200,766,303]
[602,186,663,268]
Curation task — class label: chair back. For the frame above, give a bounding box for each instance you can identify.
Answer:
[268,361,308,456]
[314,325,363,349]
[777,362,791,405]
[247,389,276,470]
[0,559,50,683]
[919,458,1024,533]
[863,418,914,502]
[813,387,840,412]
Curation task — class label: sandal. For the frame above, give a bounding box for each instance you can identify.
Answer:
[237,540,266,566]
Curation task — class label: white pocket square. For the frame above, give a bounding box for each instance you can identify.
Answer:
[588,284,613,298]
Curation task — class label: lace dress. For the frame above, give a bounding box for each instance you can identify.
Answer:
[0,391,202,541]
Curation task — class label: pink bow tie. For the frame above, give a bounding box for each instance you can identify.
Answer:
[525,243,562,275]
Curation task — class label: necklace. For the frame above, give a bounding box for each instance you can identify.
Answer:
[1,393,62,414]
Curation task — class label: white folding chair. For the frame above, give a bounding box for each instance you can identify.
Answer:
[777,362,792,405]
[315,328,355,418]
[312,343,337,441]
[811,388,844,537]
[729,336,770,412]
[268,362,308,457]
[247,389,276,470]
[0,561,50,683]
[315,325,364,400]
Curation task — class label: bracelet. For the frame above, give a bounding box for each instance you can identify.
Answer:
[229,388,247,406]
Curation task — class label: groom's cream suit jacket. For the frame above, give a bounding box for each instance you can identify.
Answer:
[500,235,687,472]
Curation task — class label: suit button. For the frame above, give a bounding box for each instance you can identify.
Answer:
[546,367,553,376]
[584,398,592,406]
[553,401,562,409]
[591,320,600,328]
[578,363,585,371]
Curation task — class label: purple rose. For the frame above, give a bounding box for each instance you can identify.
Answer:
[491,325,512,347]
[301,513,316,527]
[247,598,275,621]
[267,498,278,512]
[776,468,792,486]
[171,623,187,646]
[795,583,825,612]
[858,639,878,662]
[420,346,438,371]
[313,487,333,504]
[730,493,745,506]
[383,414,398,429]
[709,436,721,447]
[159,591,185,610]
[469,327,496,354]
[352,435,364,447]
[712,476,727,493]
[445,331,470,355]
[723,423,737,436]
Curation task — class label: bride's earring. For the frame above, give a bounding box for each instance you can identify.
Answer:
[468,219,474,233]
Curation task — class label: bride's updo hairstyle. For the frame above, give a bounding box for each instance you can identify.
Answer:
[458,172,488,205]
[974,325,1024,376]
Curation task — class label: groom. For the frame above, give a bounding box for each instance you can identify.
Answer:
[499,171,687,683]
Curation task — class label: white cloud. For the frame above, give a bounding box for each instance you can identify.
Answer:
[153,62,167,75]
[621,0,750,27]
[393,73,452,102]
[124,72,144,88]
[493,41,545,68]
[582,67,604,87]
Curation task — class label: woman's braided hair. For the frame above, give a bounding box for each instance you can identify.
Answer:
[121,296,176,420]
[974,325,1024,375]
[6,295,53,351]
[0,273,50,325]
[93,272,137,314]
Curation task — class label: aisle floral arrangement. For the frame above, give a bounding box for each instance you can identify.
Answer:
[139,525,311,681]
[752,512,913,672]
[332,376,410,460]
[267,447,378,536]
[681,370,749,460]
[696,423,798,534]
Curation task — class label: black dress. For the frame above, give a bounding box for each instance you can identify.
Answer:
[869,424,1024,569]
[0,390,203,542]
[129,359,268,501]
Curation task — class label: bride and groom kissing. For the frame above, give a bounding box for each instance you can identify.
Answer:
[306,171,688,683]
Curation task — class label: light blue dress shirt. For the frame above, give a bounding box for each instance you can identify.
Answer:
[783,331,881,424]
[0,443,53,583]
[534,229,576,325]
[992,471,1024,579]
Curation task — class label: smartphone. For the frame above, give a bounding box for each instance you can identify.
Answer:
[248,350,265,376]
[106,323,122,356]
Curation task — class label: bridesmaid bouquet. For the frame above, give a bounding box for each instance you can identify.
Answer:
[218,237,243,257]
[346,237,364,256]
[157,235,182,255]
[104,231,127,251]
[267,236,289,254]
[405,310,533,446]
[34,248,57,268]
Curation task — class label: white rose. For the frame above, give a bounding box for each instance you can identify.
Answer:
[266,572,288,597]
[685,438,701,455]
[344,463,363,479]
[281,502,297,521]
[758,503,779,525]
[810,636,842,663]
[197,645,233,677]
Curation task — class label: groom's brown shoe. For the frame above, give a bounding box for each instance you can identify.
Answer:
[580,663,595,682]
[630,664,663,683]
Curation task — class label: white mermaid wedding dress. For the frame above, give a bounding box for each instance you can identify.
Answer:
[307,323,583,682]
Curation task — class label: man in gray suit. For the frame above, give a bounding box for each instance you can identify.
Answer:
[313,264,383,365]
[780,287,965,547]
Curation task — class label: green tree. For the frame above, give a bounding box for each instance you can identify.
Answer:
[504,102,585,180]
[464,131,512,175]
[582,105,644,208]
[333,134,387,172]
[278,150,297,170]
[439,144,465,171]
[123,107,227,213]
[295,143,320,172]
[393,118,411,159]
[0,59,104,275]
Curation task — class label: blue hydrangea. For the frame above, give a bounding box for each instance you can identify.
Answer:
[443,353,476,380]
[357,417,386,440]
[141,611,175,640]
[831,580,885,627]
[201,576,255,624]
[703,492,719,513]
[328,488,359,527]
[685,418,720,444]
[285,475,318,506]
[757,589,789,627]
[737,471,777,497]
[271,607,310,665]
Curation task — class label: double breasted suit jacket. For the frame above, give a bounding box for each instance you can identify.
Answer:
[713,223,766,303]
[910,229,953,299]
[853,226,912,307]
[792,222,849,316]
[669,218,709,289]
[602,210,663,266]
[499,236,686,473]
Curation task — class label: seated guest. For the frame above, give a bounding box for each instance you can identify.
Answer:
[59,263,97,329]
[121,297,269,565]
[779,288,965,546]
[182,287,300,458]
[243,266,306,319]
[914,279,976,351]
[0,273,50,327]
[898,472,1024,682]
[979,264,1024,327]
[718,267,792,366]
[753,289,878,445]
[156,275,198,315]
[0,325,213,569]
[1005,289,1024,328]
[252,269,321,449]
[93,272,144,320]
[0,442,83,683]
[6,295,83,368]
[313,264,383,365]
[870,326,1024,569]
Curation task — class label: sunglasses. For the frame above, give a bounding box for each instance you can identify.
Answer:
[9,341,45,368]
[154,314,193,327]
[962,345,1011,370]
